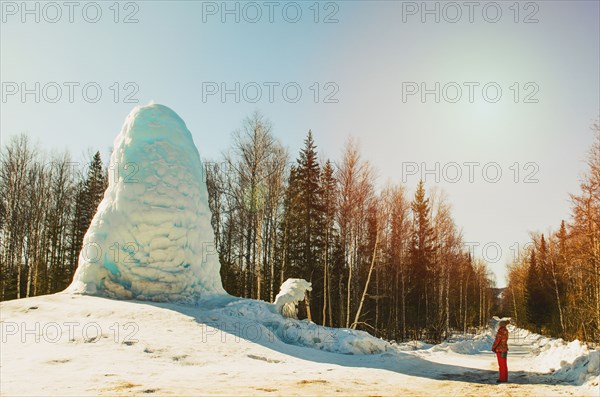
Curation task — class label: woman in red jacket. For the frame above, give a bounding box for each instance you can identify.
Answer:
[492,320,509,383]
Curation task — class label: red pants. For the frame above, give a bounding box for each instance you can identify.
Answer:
[496,351,508,381]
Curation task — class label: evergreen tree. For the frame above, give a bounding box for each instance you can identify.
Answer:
[409,180,434,335]
[83,152,108,223]
[321,160,337,234]
[296,130,323,271]
[552,222,568,335]
[526,249,549,333]
[282,166,301,277]
[557,220,568,260]
[282,131,324,321]
[320,160,338,326]
[537,235,555,327]
[66,152,107,282]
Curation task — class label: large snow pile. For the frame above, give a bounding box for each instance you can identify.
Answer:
[67,104,225,301]
[528,335,599,386]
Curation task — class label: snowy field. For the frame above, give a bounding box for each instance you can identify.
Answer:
[1,293,598,396]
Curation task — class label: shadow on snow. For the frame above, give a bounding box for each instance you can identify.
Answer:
[122,295,564,387]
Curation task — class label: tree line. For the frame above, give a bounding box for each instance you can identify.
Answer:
[206,112,497,342]
[1,114,498,343]
[0,134,107,300]
[501,124,600,343]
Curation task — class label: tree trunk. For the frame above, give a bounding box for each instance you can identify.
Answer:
[281,228,286,287]
[352,232,379,329]
[322,228,328,326]
[445,264,450,339]
[256,213,263,301]
[269,222,275,302]
[551,261,565,335]
[345,240,353,328]
[327,263,333,327]
[511,287,518,325]
[304,291,312,322]
[401,269,406,341]
[464,271,470,335]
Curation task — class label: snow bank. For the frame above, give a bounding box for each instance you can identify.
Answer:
[530,336,599,387]
[429,333,494,355]
[67,104,225,301]
[445,321,600,387]
[206,296,391,355]
[429,316,518,355]
[391,340,433,351]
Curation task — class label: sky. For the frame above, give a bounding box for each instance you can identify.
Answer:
[1,0,599,287]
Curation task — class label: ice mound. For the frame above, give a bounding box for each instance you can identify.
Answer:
[67,104,226,301]
[274,278,312,318]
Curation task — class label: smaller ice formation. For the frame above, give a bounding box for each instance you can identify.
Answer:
[274,278,312,319]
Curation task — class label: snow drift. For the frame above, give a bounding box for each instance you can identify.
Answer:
[426,322,599,388]
[67,104,225,301]
[512,327,600,387]
[213,295,391,355]
[429,332,494,355]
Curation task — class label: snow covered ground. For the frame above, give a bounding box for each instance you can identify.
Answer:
[1,293,598,396]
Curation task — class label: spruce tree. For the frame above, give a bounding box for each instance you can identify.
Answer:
[537,234,559,330]
[84,152,107,221]
[526,249,549,333]
[282,166,302,277]
[557,221,568,261]
[280,131,325,321]
[296,130,323,270]
[320,159,338,326]
[66,152,107,283]
[409,180,434,334]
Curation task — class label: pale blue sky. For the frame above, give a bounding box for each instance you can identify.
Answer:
[1,1,599,286]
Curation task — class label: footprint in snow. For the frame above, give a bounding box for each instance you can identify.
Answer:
[247,354,282,363]
[47,359,70,364]
[255,387,278,392]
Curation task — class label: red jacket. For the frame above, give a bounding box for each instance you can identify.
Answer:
[492,326,509,352]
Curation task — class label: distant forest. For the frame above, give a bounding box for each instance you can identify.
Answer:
[1,116,598,343]
[501,124,600,343]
